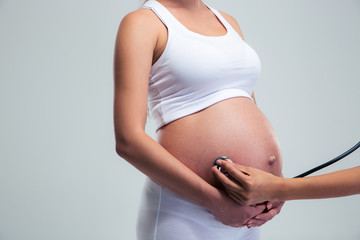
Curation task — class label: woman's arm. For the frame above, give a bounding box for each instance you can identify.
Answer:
[212,160,360,205]
[113,9,264,227]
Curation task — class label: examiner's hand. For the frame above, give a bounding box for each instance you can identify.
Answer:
[211,160,284,205]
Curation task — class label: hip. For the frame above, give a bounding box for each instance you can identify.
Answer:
[137,178,261,240]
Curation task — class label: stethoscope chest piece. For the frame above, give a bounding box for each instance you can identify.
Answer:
[214,156,232,175]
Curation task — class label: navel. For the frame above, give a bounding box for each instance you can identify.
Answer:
[268,154,276,166]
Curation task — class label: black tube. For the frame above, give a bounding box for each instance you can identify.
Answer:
[293,141,360,178]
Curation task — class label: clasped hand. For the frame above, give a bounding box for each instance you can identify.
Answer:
[211,160,284,228]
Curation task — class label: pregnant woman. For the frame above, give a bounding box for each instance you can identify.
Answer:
[113,0,283,239]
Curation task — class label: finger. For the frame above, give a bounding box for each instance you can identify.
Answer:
[266,200,284,211]
[248,202,283,227]
[252,202,283,222]
[221,162,251,187]
[252,208,279,222]
[221,161,251,176]
[212,166,232,185]
[254,203,266,213]
[246,218,266,228]
[212,166,246,193]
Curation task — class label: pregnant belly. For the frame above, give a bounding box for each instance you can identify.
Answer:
[157,97,283,187]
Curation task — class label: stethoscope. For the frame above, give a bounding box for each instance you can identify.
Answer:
[214,141,360,178]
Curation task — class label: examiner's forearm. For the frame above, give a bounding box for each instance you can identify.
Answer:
[278,167,360,201]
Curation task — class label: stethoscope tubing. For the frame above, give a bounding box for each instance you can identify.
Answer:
[293,141,360,178]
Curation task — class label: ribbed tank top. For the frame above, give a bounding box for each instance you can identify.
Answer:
[143,0,261,131]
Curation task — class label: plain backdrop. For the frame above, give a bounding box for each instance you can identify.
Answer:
[0,0,359,239]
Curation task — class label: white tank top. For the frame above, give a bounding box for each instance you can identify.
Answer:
[143,0,261,131]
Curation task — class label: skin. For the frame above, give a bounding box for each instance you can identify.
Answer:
[114,0,283,228]
[213,160,360,206]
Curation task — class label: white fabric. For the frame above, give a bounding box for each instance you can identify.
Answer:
[143,0,261,131]
[137,178,261,240]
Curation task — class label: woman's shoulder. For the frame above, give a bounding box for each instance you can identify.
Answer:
[120,8,163,32]
[217,10,245,40]
[117,8,165,47]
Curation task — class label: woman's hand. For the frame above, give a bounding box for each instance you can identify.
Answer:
[207,189,266,227]
[212,160,284,205]
[245,200,284,228]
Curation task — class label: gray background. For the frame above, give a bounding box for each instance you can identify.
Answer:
[0,0,359,239]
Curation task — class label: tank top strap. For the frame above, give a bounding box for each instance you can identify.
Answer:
[143,0,238,38]
[142,0,180,29]
[205,6,237,35]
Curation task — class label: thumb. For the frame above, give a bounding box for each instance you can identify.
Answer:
[253,203,266,214]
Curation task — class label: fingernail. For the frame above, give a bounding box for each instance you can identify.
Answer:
[217,160,223,165]
[247,221,254,224]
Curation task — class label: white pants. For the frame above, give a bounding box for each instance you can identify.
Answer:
[137,178,261,240]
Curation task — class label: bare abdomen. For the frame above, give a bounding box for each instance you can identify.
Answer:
[157,97,282,187]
